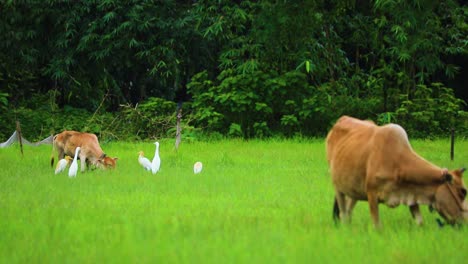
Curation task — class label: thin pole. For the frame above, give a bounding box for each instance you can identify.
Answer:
[175,103,182,150]
[450,128,455,161]
[16,121,24,157]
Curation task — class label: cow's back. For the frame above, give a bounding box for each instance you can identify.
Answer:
[326,116,379,199]
[56,131,104,160]
[68,133,104,158]
[326,116,376,162]
[54,130,79,150]
[366,123,413,175]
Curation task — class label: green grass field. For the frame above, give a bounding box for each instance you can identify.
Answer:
[0,139,467,263]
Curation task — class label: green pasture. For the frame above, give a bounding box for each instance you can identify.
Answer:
[0,139,467,263]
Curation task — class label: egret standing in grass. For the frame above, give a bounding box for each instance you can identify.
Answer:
[68,147,81,178]
[138,151,152,171]
[55,155,72,174]
[151,142,160,174]
[193,161,203,174]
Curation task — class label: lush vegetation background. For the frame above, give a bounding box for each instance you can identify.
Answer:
[1,139,467,262]
[1,0,467,141]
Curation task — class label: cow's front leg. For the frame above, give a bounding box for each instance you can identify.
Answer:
[80,154,87,172]
[409,204,423,225]
[367,192,381,228]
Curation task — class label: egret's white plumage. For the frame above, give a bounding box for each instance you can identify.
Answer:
[151,142,161,174]
[68,147,81,178]
[55,155,72,174]
[193,161,203,174]
[138,151,152,171]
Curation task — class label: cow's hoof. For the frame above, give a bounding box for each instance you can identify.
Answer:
[436,218,445,228]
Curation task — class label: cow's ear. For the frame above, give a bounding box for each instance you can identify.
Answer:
[451,168,466,179]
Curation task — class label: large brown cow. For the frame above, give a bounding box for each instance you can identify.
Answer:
[326,115,467,227]
[51,131,118,172]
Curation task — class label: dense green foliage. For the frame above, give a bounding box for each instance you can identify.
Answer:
[1,0,467,140]
[1,139,467,262]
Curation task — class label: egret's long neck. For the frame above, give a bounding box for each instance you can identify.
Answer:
[74,148,80,161]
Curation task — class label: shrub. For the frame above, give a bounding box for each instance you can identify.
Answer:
[117,97,184,140]
[392,83,467,138]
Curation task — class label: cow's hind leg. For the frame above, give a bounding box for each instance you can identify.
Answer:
[409,205,423,226]
[335,192,351,223]
[334,196,357,223]
[345,197,357,222]
[333,197,340,223]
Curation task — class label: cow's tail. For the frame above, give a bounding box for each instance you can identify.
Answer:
[50,135,56,167]
[333,197,340,223]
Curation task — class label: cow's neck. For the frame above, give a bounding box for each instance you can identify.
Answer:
[399,149,444,185]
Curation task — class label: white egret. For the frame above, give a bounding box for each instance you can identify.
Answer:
[138,151,152,171]
[151,141,160,174]
[68,147,81,178]
[193,161,203,174]
[55,155,72,174]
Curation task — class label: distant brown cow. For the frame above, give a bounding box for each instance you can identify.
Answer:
[51,131,118,172]
[326,116,467,227]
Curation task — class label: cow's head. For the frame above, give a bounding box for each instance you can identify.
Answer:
[433,168,467,224]
[97,156,118,169]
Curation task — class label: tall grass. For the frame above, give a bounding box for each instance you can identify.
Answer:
[0,139,467,263]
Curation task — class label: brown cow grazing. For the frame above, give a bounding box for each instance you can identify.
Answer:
[51,130,118,172]
[326,115,467,227]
